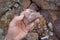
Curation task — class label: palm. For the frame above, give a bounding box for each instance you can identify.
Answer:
[5,15,39,40]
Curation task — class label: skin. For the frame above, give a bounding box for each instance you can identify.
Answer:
[4,14,40,40]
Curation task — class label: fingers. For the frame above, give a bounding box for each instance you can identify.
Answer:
[14,15,24,21]
[9,15,24,26]
[12,15,24,22]
[26,19,39,30]
[29,19,39,27]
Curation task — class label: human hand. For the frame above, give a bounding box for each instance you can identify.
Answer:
[5,14,39,40]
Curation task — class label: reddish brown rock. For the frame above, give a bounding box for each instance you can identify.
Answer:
[21,0,31,9]
[28,3,39,11]
[32,0,59,10]
[21,9,41,25]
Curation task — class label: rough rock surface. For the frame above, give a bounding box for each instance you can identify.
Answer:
[32,0,60,10]
[26,33,38,40]
[28,3,39,11]
[21,9,41,25]
[21,0,31,9]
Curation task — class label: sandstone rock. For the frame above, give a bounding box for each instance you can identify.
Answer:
[21,0,31,9]
[28,3,39,11]
[32,0,59,10]
[21,9,41,25]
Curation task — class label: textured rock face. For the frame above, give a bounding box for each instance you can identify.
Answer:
[28,3,39,11]
[53,17,60,38]
[55,0,60,6]
[26,33,38,40]
[21,0,31,9]
[40,10,52,22]
[32,0,60,10]
[21,9,41,25]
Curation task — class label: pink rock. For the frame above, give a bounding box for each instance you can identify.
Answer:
[21,9,41,25]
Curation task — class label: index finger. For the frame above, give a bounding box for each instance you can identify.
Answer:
[9,15,24,25]
[14,15,24,21]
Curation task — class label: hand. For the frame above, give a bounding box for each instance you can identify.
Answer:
[5,14,39,40]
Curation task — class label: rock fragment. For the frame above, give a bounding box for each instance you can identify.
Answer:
[28,3,39,11]
[32,0,59,10]
[26,33,38,40]
[21,0,31,9]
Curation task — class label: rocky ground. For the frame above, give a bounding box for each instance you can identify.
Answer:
[0,0,60,40]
